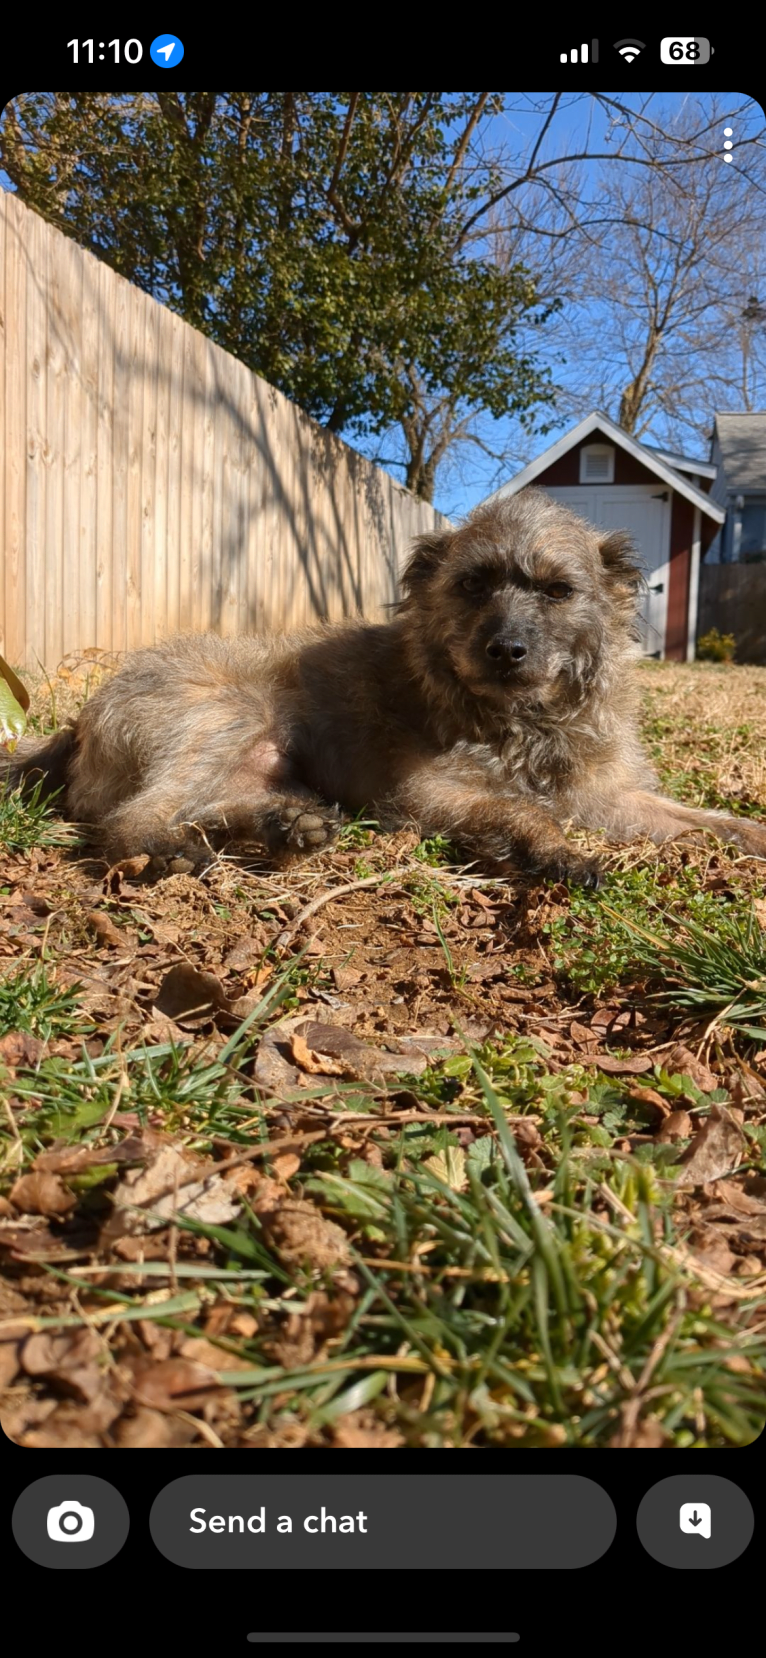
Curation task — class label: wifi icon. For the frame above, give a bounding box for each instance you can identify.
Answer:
[614,38,646,62]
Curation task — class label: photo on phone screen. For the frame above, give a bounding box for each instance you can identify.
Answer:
[1,40,763,1647]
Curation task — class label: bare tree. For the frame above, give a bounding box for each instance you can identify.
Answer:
[494,96,766,458]
[374,93,766,505]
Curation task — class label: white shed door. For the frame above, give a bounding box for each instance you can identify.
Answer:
[543,486,671,657]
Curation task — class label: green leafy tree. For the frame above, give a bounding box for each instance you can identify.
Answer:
[1,91,555,500]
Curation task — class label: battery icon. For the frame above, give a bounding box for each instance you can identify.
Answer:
[660,37,713,64]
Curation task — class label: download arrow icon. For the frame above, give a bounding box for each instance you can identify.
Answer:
[680,1502,711,1537]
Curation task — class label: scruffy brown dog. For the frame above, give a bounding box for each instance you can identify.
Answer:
[5,489,766,884]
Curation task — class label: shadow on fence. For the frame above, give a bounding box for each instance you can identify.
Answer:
[0,191,448,672]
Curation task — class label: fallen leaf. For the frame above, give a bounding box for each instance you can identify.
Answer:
[0,1220,96,1261]
[656,1110,694,1142]
[176,1336,233,1372]
[86,910,126,948]
[22,890,52,916]
[271,1152,301,1181]
[107,1144,241,1235]
[665,1044,718,1093]
[570,1020,600,1048]
[105,854,152,887]
[423,1146,468,1191]
[153,962,231,1023]
[291,1031,350,1076]
[0,653,30,714]
[9,1171,77,1216]
[626,1085,670,1116]
[591,1007,620,1029]
[595,1054,653,1075]
[331,967,362,992]
[21,1328,104,1402]
[0,1030,45,1068]
[24,1390,122,1445]
[0,656,29,741]
[33,1133,148,1176]
[677,1105,746,1188]
[141,1011,190,1046]
[254,1013,461,1096]
[724,1067,766,1107]
[303,933,326,957]
[223,933,267,972]
[254,1186,350,1271]
[131,1357,223,1411]
[228,1311,258,1339]
[689,1230,738,1276]
[704,1182,766,1217]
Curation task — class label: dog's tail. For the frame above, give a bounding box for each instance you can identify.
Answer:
[0,723,77,806]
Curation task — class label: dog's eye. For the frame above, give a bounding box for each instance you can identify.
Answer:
[544,581,573,600]
[460,576,485,595]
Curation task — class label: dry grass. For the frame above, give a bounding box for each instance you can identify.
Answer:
[0,652,764,1450]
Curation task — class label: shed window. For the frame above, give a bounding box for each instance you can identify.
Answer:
[580,444,615,484]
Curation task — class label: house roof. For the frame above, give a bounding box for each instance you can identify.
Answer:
[487,411,724,523]
[713,412,766,492]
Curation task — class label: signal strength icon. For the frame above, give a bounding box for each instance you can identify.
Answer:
[614,38,646,63]
[559,40,599,63]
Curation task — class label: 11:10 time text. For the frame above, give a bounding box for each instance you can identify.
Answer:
[67,39,144,62]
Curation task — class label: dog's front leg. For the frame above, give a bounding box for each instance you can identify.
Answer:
[395,763,602,888]
[575,787,766,859]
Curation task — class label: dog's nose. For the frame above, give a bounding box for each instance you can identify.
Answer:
[486,636,527,663]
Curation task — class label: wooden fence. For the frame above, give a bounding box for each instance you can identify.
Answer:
[697,562,766,663]
[0,191,448,672]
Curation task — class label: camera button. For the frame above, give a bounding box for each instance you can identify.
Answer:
[12,1475,129,1569]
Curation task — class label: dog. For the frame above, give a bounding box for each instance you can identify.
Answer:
[4,488,766,884]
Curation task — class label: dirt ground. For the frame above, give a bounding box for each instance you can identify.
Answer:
[0,656,765,1449]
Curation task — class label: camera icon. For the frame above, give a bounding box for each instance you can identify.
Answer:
[47,1501,95,1543]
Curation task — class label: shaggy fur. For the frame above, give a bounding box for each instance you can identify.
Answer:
[4,488,766,884]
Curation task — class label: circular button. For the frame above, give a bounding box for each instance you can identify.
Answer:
[12,1475,129,1569]
[637,1474,754,1569]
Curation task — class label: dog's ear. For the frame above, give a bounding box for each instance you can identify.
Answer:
[399,531,453,601]
[598,529,642,590]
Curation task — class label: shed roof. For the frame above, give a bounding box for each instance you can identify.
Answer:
[641,443,716,481]
[487,411,724,523]
[713,412,766,492]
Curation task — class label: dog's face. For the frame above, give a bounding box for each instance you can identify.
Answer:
[400,488,641,707]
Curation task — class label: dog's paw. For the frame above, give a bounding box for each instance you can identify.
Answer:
[279,803,340,852]
[537,848,604,890]
[726,817,766,860]
[145,846,212,880]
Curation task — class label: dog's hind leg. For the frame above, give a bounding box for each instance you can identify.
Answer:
[575,787,766,858]
[98,786,340,872]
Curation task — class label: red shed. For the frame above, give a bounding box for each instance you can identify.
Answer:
[487,412,725,659]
